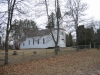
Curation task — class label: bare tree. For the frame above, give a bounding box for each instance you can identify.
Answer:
[45,0,61,55]
[0,0,36,65]
[65,0,88,51]
[3,0,16,65]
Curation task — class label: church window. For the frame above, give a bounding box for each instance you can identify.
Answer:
[33,39,34,45]
[43,38,45,44]
[29,40,30,45]
[38,39,39,44]
[23,43,25,46]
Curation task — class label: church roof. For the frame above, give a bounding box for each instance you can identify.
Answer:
[31,29,51,36]
[18,28,65,42]
[26,28,65,37]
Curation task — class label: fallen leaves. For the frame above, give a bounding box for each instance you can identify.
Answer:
[0,49,100,75]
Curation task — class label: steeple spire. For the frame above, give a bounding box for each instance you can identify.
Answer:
[56,0,61,19]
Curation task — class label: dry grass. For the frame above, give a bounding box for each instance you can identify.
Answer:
[0,49,100,75]
[0,48,75,65]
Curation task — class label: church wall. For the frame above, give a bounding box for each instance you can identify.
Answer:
[20,35,55,49]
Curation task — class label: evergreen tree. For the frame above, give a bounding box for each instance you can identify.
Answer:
[69,33,73,46]
[66,33,73,47]
[78,25,85,45]
[66,34,70,47]
[95,29,100,45]
[77,25,94,48]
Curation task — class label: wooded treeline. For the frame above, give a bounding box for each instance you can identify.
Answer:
[66,25,100,48]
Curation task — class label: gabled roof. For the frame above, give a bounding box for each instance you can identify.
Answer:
[30,29,51,37]
[26,28,65,37]
[18,28,65,42]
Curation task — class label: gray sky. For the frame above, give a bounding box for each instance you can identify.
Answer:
[35,0,100,25]
[0,0,100,39]
[82,0,100,20]
[0,0,100,27]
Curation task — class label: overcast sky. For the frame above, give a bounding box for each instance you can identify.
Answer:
[0,0,100,39]
[35,0,100,28]
[82,0,100,20]
[0,0,100,27]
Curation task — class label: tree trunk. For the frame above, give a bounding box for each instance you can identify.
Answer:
[0,36,1,49]
[55,46,58,55]
[54,42,59,55]
[4,32,9,65]
[76,28,79,51]
[45,0,60,55]
[4,0,16,65]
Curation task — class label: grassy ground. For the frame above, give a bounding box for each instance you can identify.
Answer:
[0,49,100,75]
[0,47,75,65]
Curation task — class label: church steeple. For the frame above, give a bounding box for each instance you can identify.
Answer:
[54,0,62,28]
[56,5,61,19]
[46,12,55,29]
[46,0,62,29]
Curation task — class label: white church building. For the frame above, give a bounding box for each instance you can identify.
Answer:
[19,11,66,49]
[19,28,66,49]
